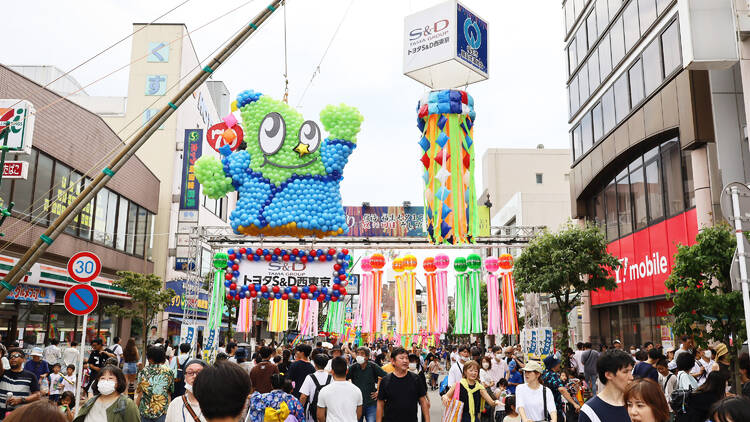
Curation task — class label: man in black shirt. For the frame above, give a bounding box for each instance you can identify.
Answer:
[376,347,429,422]
[86,339,106,391]
[288,344,315,398]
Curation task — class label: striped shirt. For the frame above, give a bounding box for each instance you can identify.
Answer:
[0,369,39,413]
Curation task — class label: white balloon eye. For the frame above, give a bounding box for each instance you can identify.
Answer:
[258,112,286,155]
[298,120,321,154]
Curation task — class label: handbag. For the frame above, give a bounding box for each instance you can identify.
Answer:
[441,383,465,422]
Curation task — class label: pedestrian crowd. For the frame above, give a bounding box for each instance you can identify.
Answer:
[0,333,746,422]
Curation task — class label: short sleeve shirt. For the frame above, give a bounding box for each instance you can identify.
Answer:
[579,396,630,422]
[249,361,279,394]
[347,362,387,407]
[541,370,564,411]
[136,364,175,418]
[377,371,426,422]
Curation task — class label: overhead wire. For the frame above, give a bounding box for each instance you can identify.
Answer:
[295,0,356,108]
[0,0,266,254]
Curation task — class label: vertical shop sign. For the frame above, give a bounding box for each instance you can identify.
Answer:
[180,129,202,210]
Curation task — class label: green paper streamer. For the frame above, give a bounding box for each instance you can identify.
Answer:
[468,270,483,333]
[323,301,345,334]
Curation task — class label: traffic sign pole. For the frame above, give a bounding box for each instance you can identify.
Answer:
[74,313,87,415]
[730,185,750,347]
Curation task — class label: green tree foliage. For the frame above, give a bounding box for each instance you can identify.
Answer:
[514,222,621,352]
[666,224,747,391]
[104,271,175,359]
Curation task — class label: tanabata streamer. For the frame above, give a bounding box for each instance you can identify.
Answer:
[297,299,319,337]
[195,90,364,238]
[357,257,384,334]
[236,298,254,333]
[323,301,345,333]
[417,90,478,245]
[268,299,288,332]
[424,257,448,334]
[453,257,482,334]
[484,257,502,336]
[394,256,418,336]
[206,253,228,356]
[466,254,483,334]
[501,271,519,334]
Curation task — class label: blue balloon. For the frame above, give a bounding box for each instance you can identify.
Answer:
[232,270,240,277]
[224,281,231,288]
[302,286,310,293]
[281,249,287,256]
[271,255,278,261]
[321,287,329,295]
[317,249,324,256]
[326,255,333,261]
[289,255,296,262]
[333,290,340,297]
[254,284,261,292]
[229,289,236,296]
[253,255,261,261]
[240,285,248,291]
[263,249,269,255]
[285,287,291,294]
[262,292,269,299]
[228,249,235,255]
[274,293,282,299]
[294,293,301,300]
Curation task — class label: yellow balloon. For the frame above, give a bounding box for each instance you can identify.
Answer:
[231,100,238,112]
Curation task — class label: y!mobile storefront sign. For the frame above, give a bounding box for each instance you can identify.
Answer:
[592,208,699,306]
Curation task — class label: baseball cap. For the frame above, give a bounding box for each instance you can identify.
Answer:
[30,347,43,357]
[613,339,622,344]
[668,361,677,371]
[521,360,544,373]
[543,355,560,369]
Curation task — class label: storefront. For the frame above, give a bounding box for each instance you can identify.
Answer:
[165,280,209,347]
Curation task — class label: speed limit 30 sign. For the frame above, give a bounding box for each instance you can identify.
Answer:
[67,251,102,283]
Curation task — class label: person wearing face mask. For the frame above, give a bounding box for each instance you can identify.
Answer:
[347,347,387,422]
[695,347,715,386]
[73,365,140,422]
[489,347,508,383]
[448,345,471,388]
[165,360,207,422]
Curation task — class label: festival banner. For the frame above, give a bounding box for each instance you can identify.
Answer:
[179,129,203,210]
[343,206,427,237]
[238,259,337,288]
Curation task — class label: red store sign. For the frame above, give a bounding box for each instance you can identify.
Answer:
[593,208,699,306]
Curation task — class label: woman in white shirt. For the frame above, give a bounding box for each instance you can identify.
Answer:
[515,360,556,422]
[675,353,698,391]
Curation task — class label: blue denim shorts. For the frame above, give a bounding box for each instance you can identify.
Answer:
[123,362,138,374]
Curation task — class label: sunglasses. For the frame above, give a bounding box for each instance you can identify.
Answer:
[9,354,23,359]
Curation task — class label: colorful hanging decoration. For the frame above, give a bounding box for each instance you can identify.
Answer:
[236,298,254,333]
[357,257,384,334]
[206,253,228,357]
[417,90,477,245]
[484,257,502,336]
[222,247,349,302]
[466,254,483,334]
[499,254,519,335]
[297,299,319,337]
[393,257,417,336]
[195,90,364,238]
[268,299,288,332]
[323,301,345,333]
[453,256,482,334]
[424,256,448,334]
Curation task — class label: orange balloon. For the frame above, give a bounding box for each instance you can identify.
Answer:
[392,258,405,273]
[403,255,417,271]
[370,253,385,269]
[498,253,514,270]
[222,128,237,142]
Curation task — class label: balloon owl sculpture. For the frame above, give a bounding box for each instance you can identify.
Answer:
[195,90,363,237]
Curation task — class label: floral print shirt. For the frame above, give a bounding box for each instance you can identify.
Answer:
[247,390,306,422]
[137,364,174,418]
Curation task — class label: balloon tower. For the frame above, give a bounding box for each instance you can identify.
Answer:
[417,90,478,244]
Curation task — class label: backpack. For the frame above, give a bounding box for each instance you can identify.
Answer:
[669,372,693,414]
[439,375,449,395]
[175,356,189,383]
[306,374,331,422]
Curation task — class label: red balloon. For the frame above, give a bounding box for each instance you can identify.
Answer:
[309,285,317,293]
[342,249,349,255]
[235,294,241,301]
[339,274,346,281]
[292,248,299,255]
[291,286,298,293]
[331,296,338,302]
[333,283,340,291]
[225,273,233,281]
[239,248,246,255]
[232,264,239,271]
[281,293,288,300]
[333,264,341,271]
[229,283,237,290]
[310,250,317,257]
[318,255,326,262]
[226,294,233,301]
[228,254,236,261]
[250,290,257,298]
[301,256,308,263]
[339,288,347,296]
[282,255,289,262]
[317,295,324,302]
[265,254,272,261]
[274,248,281,255]
[256,248,263,256]
[260,285,268,293]
[269,295,275,301]
[328,249,336,256]
[272,286,280,294]
[300,293,307,300]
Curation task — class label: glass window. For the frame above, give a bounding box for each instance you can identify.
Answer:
[614,73,630,122]
[638,0,657,33]
[630,158,647,230]
[11,150,37,220]
[593,103,604,141]
[570,77,580,114]
[574,124,583,160]
[116,197,128,251]
[146,212,154,261]
[79,178,93,240]
[594,192,606,233]
[93,188,110,244]
[576,25,588,66]
[125,201,137,254]
[645,157,664,221]
[656,0,671,15]
[65,172,82,236]
[609,0,623,16]
[623,0,640,51]
[575,0,585,17]
[106,191,117,247]
[579,63,590,102]
[596,0,610,35]
[661,20,681,76]
[605,179,618,240]
[587,12,598,48]
[32,152,53,225]
[598,34,612,80]
[536,173,543,184]
[50,162,71,223]
[616,171,633,236]
[610,16,626,65]
[682,150,695,208]
[589,48,601,92]
[602,87,616,133]
[568,43,578,75]
[135,206,147,257]
[660,139,684,216]
[629,59,645,106]
[642,40,662,94]
[565,1,576,34]
[581,112,593,153]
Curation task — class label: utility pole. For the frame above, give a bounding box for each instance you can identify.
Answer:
[0,0,283,300]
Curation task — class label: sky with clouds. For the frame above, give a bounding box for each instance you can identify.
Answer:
[4,0,569,207]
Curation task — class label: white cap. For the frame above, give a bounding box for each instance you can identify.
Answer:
[30,347,43,357]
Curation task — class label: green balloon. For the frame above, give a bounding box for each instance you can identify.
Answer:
[454,257,467,273]
[467,253,482,270]
[213,252,228,269]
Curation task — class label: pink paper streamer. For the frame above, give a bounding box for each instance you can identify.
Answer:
[236,298,253,333]
[486,273,502,336]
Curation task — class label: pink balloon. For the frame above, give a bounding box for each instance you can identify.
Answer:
[484,257,500,273]
[360,257,372,273]
[435,254,450,269]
